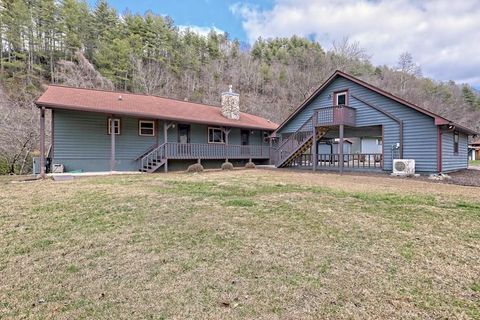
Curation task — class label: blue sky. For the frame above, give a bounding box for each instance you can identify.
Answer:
[94,0,480,87]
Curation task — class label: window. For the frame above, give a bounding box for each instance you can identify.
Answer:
[377,138,383,146]
[208,127,225,143]
[139,120,155,136]
[453,131,459,154]
[334,91,348,106]
[108,118,120,135]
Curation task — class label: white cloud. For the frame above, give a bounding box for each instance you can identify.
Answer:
[231,0,480,86]
[178,25,224,37]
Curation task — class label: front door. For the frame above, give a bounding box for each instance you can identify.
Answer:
[241,130,250,156]
[178,124,190,144]
[241,130,250,145]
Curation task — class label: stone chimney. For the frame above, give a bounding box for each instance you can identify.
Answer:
[221,85,240,120]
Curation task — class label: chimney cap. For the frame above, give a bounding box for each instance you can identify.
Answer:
[222,85,239,96]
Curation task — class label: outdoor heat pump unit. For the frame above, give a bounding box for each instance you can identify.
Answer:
[392,159,415,175]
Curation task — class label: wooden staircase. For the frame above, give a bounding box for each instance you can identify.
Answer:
[275,115,328,168]
[139,144,166,173]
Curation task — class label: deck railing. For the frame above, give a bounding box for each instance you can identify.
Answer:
[289,153,383,169]
[315,106,356,126]
[164,143,271,159]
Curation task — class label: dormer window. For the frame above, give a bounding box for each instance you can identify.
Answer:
[334,91,348,106]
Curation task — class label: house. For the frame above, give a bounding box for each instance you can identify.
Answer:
[273,70,478,173]
[35,86,277,176]
[35,70,477,176]
[469,138,480,161]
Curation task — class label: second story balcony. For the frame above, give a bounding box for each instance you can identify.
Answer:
[314,106,356,127]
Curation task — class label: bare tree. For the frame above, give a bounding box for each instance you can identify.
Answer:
[397,52,422,93]
[0,85,40,174]
[332,37,371,62]
[130,56,168,95]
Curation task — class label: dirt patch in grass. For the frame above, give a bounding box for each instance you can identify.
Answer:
[440,169,480,187]
[0,170,479,319]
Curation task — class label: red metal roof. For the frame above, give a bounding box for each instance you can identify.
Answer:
[36,85,278,130]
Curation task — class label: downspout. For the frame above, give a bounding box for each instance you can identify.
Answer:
[437,126,442,173]
[39,107,46,178]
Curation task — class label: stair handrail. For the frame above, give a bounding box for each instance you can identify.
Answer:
[275,113,316,165]
[140,143,166,171]
[134,143,158,161]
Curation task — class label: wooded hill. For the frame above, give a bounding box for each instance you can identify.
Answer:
[1,0,479,174]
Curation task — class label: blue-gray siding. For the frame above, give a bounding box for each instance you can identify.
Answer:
[53,109,268,172]
[279,77,446,172]
[441,130,468,172]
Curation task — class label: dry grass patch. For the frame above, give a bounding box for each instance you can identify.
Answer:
[0,170,479,319]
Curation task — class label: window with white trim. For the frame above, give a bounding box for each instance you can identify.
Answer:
[208,127,225,143]
[108,118,120,135]
[335,91,347,106]
[139,120,155,136]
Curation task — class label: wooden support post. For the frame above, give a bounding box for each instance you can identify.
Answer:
[312,127,317,171]
[110,117,115,171]
[269,137,273,165]
[197,159,201,164]
[339,124,344,174]
[51,109,54,160]
[156,119,160,147]
[39,107,46,178]
[164,122,169,172]
[224,127,231,162]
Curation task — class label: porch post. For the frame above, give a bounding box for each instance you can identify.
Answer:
[269,137,275,165]
[339,124,344,174]
[110,116,115,171]
[224,127,230,162]
[39,107,46,178]
[164,122,168,172]
[312,126,317,172]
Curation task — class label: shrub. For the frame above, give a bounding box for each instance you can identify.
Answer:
[186,163,204,173]
[221,161,234,170]
[245,161,256,169]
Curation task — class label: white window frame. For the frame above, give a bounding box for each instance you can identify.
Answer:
[139,120,155,136]
[108,118,121,135]
[208,127,225,144]
[335,91,347,106]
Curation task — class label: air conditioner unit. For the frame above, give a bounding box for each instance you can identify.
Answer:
[392,159,415,175]
[51,163,64,173]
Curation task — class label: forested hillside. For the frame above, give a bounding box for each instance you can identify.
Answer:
[1,0,480,174]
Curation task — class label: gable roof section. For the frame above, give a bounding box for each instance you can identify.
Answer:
[275,70,477,135]
[36,85,278,131]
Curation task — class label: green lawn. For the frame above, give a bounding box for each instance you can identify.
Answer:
[0,170,479,319]
[470,160,480,166]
